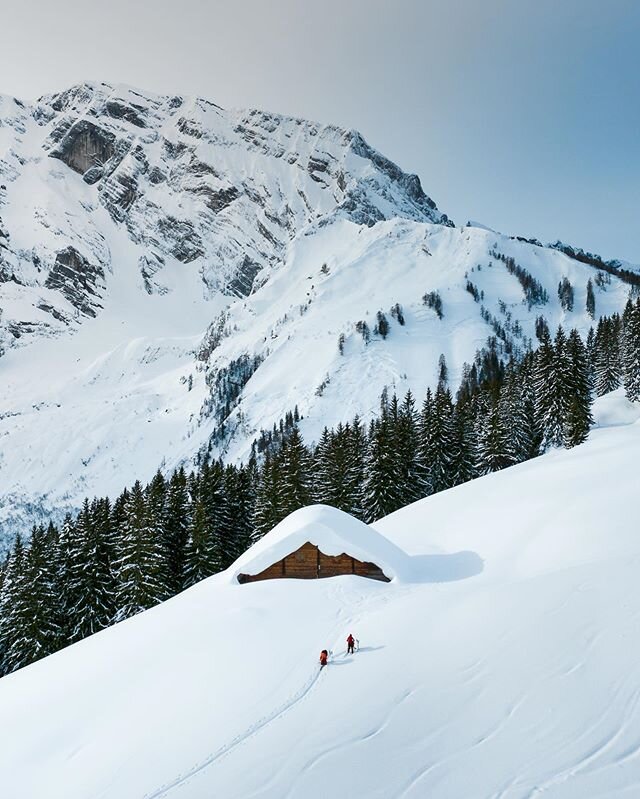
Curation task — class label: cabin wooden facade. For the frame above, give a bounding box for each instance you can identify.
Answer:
[237,541,390,584]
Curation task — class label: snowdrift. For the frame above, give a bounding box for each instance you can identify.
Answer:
[1,393,640,798]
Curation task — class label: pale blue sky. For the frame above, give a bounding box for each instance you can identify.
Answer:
[2,0,638,261]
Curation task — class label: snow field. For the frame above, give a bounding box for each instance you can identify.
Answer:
[1,394,639,797]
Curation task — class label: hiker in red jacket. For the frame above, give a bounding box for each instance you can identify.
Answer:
[347,633,355,654]
[320,649,328,667]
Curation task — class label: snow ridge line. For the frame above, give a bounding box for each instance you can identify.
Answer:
[142,666,324,799]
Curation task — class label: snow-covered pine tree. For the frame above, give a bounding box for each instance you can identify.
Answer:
[342,417,367,519]
[563,328,594,447]
[314,424,355,512]
[145,471,169,591]
[395,391,422,505]
[277,426,313,518]
[221,462,255,565]
[558,277,574,311]
[163,467,192,593]
[511,352,542,461]
[535,327,569,449]
[437,354,448,389]
[114,481,167,619]
[361,416,403,523]
[183,489,218,587]
[594,315,622,396]
[622,298,640,402]
[586,326,596,372]
[415,388,434,495]
[2,527,61,673]
[0,535,24,675]
[199,461,233,573]
[586,278,596,319]
[449,403,478,487]
[313,427,335,504]
[476,391,514,474]
[66,499,115,643]
[419,385,455,494]
[52,513,76,642]
[252,451,284,540]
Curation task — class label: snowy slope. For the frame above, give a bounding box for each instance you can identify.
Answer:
[1,392,640,799]
[0,81,637,538]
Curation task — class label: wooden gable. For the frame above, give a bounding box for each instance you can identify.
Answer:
[237,541,390,584]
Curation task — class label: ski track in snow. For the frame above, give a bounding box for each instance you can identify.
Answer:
[143,582,380,799]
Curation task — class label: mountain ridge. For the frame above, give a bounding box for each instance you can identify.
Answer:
[0,80,637,540]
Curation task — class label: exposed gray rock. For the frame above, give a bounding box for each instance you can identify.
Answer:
[105,99,147,128]
[48,120,116,177]
[45,247,105,317]
[139,252,167,295]
[156,217,204,263]
[226,256,262,297]
[0,80,454,353]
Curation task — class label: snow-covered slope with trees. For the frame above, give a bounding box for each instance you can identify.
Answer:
[1,392,639,799]
[0,81,637,538]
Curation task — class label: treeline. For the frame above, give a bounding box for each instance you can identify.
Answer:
[1,299,640,677]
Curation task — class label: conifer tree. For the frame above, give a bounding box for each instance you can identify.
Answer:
[594,315,622,395]
[0,535,24,675]
[449,403,478,486]
[361,417,403,523]
[419,386,455,494]
[342,418,367,518]
[2,527,61,672]
[395,391,422,505]
[510,353,542,461]
[563,329,593,447]
[535,327,569,449]
[66,499,115,642]
[163,468,191,593]
[622,298,640,402]
[586,278,596,319]
[222,463,255,564]
[184,490,218,587]
[253,451,283,539]
[476,392,514,474]
[277,427,313,518]
[114,481,166,620]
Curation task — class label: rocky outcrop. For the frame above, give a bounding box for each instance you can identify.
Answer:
[0,80,455,352]
[45,247,105,317]
[48,120,117,181]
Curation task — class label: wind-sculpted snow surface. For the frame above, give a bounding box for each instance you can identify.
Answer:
[0,81,638,540]
[1,395,640,798]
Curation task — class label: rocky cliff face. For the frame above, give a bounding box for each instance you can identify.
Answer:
[0,81,450,355]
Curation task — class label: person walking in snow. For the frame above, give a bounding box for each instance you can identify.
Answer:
[320,649,328,668]
[347,633,355,655]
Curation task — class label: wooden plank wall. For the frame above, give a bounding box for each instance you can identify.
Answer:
[238,543,390,584]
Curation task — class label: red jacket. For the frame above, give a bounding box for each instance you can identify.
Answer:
[347,635,354,645]
[320,651,328,665]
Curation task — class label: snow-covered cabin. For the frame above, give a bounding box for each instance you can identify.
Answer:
[232,505,410,584]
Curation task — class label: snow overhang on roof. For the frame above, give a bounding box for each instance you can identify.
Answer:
[228,504,411,584]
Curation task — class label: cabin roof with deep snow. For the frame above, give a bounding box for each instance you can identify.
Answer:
[229,504,411,583]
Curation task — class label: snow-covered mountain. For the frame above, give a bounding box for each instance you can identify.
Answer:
[1,391,639,799]
[0,81,636,537]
